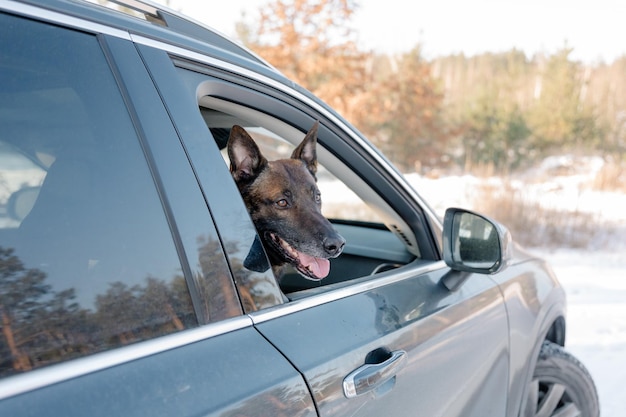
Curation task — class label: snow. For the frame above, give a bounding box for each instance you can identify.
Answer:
[539,249,626,417]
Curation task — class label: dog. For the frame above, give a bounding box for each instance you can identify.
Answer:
[227,121,345,281]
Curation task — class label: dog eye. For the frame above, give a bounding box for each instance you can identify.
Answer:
[315,193,321,204]
[275,199,289,208]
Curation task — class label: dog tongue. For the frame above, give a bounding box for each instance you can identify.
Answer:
[298,252,330,279]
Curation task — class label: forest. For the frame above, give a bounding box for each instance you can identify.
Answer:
[237,0,626,186]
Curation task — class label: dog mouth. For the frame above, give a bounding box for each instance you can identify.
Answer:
[266,232,330,281]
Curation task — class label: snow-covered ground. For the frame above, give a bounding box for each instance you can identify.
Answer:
[539,249,626,417]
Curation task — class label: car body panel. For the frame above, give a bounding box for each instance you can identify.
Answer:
[253,263,510,417]
[490,251,566,417]
[0,324,316,417]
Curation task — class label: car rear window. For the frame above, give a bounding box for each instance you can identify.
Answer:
[0,13,197,378]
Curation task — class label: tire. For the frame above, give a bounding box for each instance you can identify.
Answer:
[524,341,599,417]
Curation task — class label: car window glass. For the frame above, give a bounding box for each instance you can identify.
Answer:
[0,13,197,378]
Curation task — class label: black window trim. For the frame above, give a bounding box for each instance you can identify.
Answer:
[99,34,211,323]
[135,43,285,313]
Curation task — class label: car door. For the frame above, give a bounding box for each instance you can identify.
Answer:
[144,46,511,416]
[0,9,315,417]
[255,266,509,417]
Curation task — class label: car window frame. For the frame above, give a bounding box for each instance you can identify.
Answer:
[103,35,247,323]
[152,56,445,293]
[166,58,441,262]
[135,43,286,313]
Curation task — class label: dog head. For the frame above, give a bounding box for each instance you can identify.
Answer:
[227,122,345,281]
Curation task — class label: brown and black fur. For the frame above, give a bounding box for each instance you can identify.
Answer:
[227,122,345,281]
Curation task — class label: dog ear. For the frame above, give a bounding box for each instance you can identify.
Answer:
[228,125,268,183]
[291,121,319,177]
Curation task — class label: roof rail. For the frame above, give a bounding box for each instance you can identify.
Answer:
[106,0,159,18]
[83,0,277,69]
[91,0,231,38]
[87,0,180,26]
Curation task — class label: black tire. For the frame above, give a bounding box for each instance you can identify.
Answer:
[524,341,599,417]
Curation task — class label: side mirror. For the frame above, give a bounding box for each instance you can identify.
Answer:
[7,186,40,222]
[442,208,512,275]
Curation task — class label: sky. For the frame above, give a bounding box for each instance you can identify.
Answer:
[155,0,626,64]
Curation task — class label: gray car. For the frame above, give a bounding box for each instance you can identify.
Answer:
[0,1,598,416]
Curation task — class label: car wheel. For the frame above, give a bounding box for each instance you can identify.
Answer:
[524,341,599,417]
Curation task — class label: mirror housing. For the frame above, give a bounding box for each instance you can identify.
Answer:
[442,208,512,275]
[7,186,40,222]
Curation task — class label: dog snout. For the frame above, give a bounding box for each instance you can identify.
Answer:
[323,234,346,258]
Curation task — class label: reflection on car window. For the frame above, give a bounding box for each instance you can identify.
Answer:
[0,14,196,378]
[0,142,46,228]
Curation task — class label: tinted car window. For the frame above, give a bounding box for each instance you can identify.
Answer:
[0,13,196,378]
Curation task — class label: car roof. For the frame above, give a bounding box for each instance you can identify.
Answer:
[13,0,290,85]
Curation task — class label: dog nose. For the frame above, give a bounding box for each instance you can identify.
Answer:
[323,234,346,257]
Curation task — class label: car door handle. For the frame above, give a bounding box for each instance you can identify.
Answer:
[343,350,407,398]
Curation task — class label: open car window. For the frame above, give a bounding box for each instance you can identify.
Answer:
[197,98,421,295]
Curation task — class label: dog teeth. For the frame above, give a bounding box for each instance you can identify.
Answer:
[272,233,298,258]
[279,237,297,256]
[269,233,328,279]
